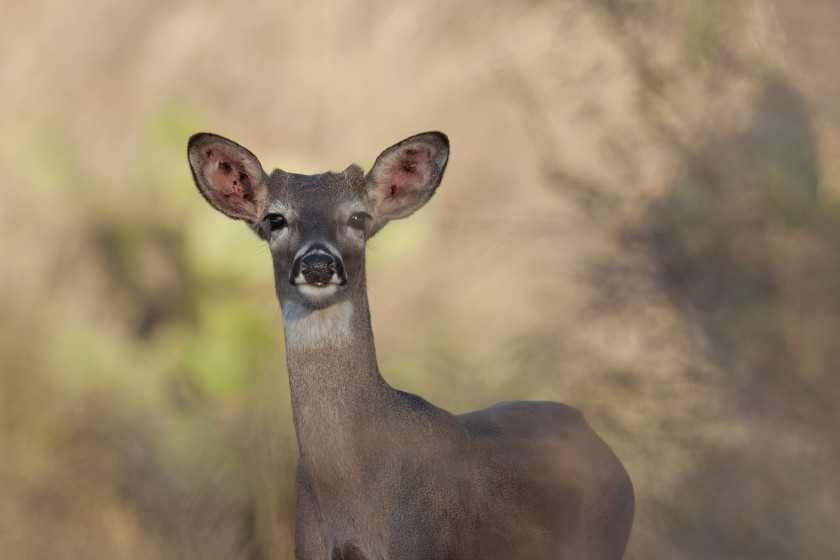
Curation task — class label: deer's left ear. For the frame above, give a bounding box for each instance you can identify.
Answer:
[366,132,449,234]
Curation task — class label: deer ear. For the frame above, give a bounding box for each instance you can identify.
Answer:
[366,132,449,232]
[187,133,269,223]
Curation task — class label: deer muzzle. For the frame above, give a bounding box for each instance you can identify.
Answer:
[290,246,346,288]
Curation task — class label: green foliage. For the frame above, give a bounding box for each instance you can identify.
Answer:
[135,103,206,208]
[17,118,86,196]
[180,297,277,399]
[683,5,720,68]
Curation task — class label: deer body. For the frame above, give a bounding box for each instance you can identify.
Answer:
[188,132,633,560]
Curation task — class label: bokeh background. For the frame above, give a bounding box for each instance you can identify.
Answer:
[2,1,839,558]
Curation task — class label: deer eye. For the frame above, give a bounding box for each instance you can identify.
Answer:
[348,212,370,230]
[265,214,287,231]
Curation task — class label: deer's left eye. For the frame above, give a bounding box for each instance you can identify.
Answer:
[348,212,370,230]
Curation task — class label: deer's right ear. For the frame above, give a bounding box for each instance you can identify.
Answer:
[187,133,269,223]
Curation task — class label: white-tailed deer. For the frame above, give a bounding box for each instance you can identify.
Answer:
[187,132,634,559]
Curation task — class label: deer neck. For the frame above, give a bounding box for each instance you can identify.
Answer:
[280,285,392,465]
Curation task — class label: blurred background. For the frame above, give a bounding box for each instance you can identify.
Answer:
[2,0,839,558]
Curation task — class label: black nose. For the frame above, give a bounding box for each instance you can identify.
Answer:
[301,253,335,279]
[291,247,346,286]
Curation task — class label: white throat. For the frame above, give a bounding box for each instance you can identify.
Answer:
[281,300,355,350]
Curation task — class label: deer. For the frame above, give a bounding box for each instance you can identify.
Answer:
[187,131,634,560]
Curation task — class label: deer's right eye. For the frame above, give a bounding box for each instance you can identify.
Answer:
[265,214,287,231]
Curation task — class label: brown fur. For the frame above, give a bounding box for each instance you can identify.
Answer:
[187,131,634,559]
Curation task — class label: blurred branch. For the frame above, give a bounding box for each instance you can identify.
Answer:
[491,61,621,216]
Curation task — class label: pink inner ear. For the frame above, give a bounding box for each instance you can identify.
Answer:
[205,148,256,212]
[384,147,430,201]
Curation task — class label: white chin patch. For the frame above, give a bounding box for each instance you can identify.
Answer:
[296,283,339,299]
[281,300,354,350]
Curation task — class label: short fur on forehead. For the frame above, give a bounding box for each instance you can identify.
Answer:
[343,164,367,197]
[279,169,365,207]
